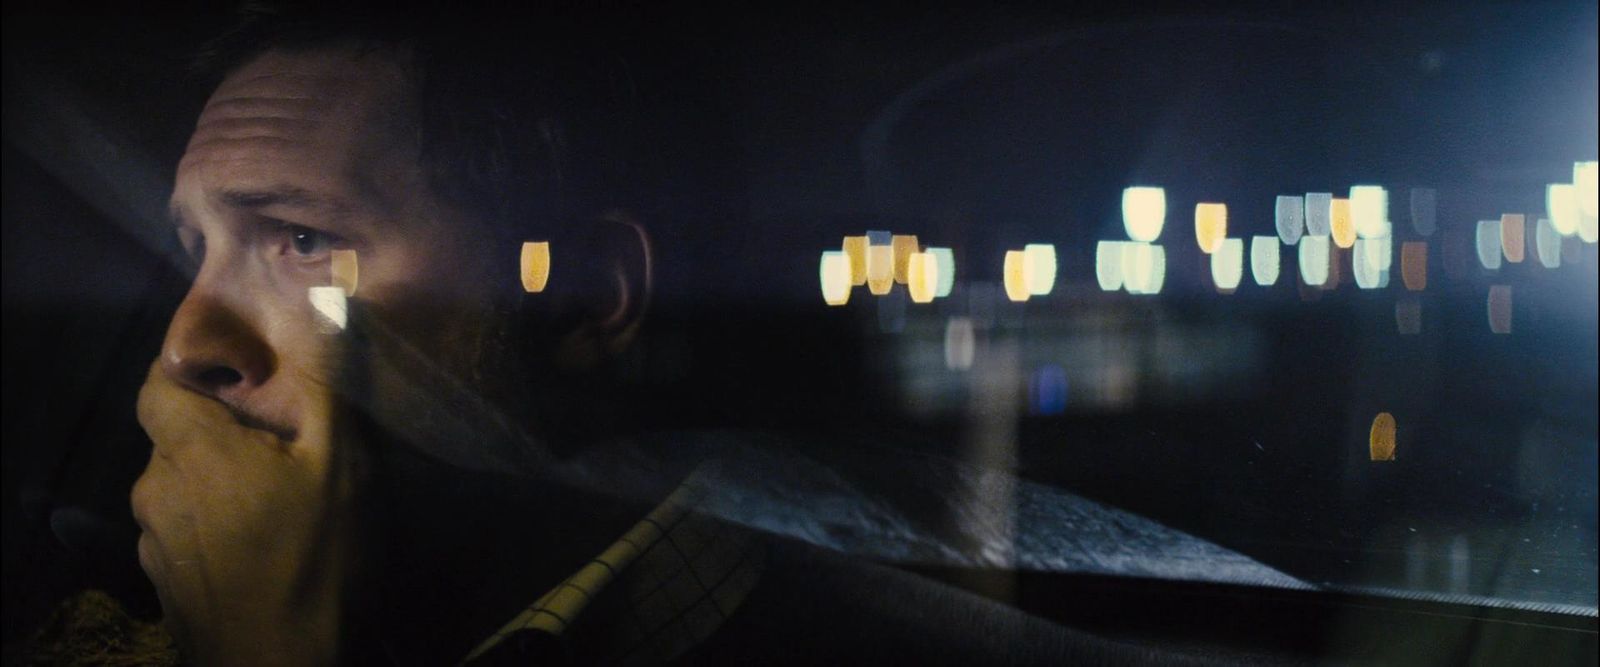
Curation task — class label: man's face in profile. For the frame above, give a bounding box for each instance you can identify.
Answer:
[131,45,502,661]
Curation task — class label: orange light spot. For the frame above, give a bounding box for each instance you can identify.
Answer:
[891,234,919,284]
[1194,203,1227,254]
[520,241,551,293]
[1330,198,1356,249]
[1370,412,1397,461]
[842,236,869,286]
[331,249,359,297]
[1003,250,1030,302]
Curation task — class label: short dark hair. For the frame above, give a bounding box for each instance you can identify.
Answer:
[195,2,639,248]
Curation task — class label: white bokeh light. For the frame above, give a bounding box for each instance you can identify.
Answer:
[1122,187,1166,242]
[1211,238,1243,290]
[1251,236,1279,286]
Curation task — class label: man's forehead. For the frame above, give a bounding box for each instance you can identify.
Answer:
[202,47,409,122]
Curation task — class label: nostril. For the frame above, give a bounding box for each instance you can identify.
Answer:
[197,366,244,388]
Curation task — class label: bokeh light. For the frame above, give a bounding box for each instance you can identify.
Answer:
[1023,243,1057,296]
[842,235,868,286]
[1096,240,1125,291]
[1476,220,1503,270]
[1500,214,1525,263]
[891,234,919,285]
[1350,185,1390,239]
[1211,237,1243,291]
[1369,412,1397,461]
[1275,195,1304,245]
[1124,243,1166,295]
[1410,188,1437,237]
[308,286,348,331]
[519,241,550,293]
[1305,192,1333,237]
[1299,235,1330,286]
[1329,198,1356,249]
[907,251,938,303]
[1578,161,1599,218]
[1534,218,1562,268]
[1250,236,1279,286]
[1548,184,1579,236]
[331,248,359,297]
[819,250,851,305]
[944,317,975,370]
[1487,285,1512,334]
[1400,241,1427,291]
[1194,203,1227,254]
[1122,186,1166,242]
[1353,238,1384,289]
[1029,365,1068,416]
[866,234,894,295]
[1003,250,1030,302]
[928,247,956,297]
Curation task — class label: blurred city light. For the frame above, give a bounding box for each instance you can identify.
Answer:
[1003,250,1030,302]
[1578,161,1599,218]
[1410,188,1437,237]
[1250,236,1279,286]
[1029,365,1068,416]
[842,235,868,286]
[1275,195,1304,245]
[1095,240,1125,291]
[1305,192,1333,237]
[1395,296,1421,335]
[308,286,348,331]
[891,234,919,284]
[1353,238,1384,289]
[1500,213,1525,263]
[331,248,358,297]
[1476,220,1503,270]
[819,250,851,305]
[944,316,976,370]
[907,251,938,303]
[1122,186,1166,242]
[1350,185,1390,239]
[1400,241,1427,290]
[1211,237,1243,291]
[1535,218,1562,268]
[1023,243,1057,296]
[1124,243,1166,295]
[1548,183,1579,236]
[1329,198,1356,249]
[1194,203,1227,254]
[1299,235,1330,286]
[1487,285,1513,334]
[519,241,550,293]
[1370,412,1397,461]
[928,247,956,297]
[866,233,894,295]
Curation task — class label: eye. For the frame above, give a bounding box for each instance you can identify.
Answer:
[278,223,339,260]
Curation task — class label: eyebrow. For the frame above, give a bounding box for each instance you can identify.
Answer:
[219,186,353,218]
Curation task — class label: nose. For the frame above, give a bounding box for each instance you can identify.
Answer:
[159,289,275,403]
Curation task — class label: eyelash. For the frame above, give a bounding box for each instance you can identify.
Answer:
[271,221,341,262]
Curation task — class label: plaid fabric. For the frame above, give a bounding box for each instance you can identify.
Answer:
[462,469,765,665]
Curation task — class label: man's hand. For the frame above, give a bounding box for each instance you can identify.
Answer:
[132,318,365,665]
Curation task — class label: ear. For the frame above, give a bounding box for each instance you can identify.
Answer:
[550,210,652,371]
